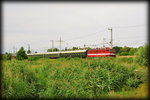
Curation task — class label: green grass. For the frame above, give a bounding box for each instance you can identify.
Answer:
[2,57,148,99]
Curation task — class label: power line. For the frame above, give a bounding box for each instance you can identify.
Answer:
[112,24,146,29]
[64,24,146,42]
[65,28,107,41]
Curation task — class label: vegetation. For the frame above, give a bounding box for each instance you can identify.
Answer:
[47,47,91,52]
[113,46,137,56]
[16,47,28,60]
[27,50,31,54]
[2,45,148,99]
[2,57,148,99]
[6,53,12,60]
[28,56,43,61]
[2,53,12,60]
[134,45,149,66]
[47,48,59,52]
[46,46,137,56]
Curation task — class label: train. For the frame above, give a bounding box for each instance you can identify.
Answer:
[27,47,116,58]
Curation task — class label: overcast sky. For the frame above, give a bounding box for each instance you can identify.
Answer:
[2,2,148,53]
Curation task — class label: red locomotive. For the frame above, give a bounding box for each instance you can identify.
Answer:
[87,48,116,57]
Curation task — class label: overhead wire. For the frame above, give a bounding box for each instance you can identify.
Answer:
[64,24,146,42]
[65,27,107,41]
[112,24,146,29]
[63,24,147,48]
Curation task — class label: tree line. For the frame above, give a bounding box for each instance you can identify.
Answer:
[47,47,91,52]
[47,46,138,56]
[112,46,138,56]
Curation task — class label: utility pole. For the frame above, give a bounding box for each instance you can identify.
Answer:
[103,38,105,48]
[66,43,69,51]
[27,44,31,54]
[84,44,86,49]
[56,37,64,52]
[28,44,30,51]
[108,28,113,48]
[50,40,54,52]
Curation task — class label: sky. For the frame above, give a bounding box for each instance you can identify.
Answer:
[2,2,148,53]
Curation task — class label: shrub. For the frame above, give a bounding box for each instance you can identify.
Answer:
[16,47,28,60]
[28,56,42,61]
[126,77,142,88]
[6,53,12,60]
[2,57,146,98]
[119,52,130,56]
[134,45,149,66]
[129,48,137,55]
[27,50,31,54]
[2,55,7,60]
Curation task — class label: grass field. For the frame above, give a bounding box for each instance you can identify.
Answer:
[2,57,148,99]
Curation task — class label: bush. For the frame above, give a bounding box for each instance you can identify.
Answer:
[2,57,146,98]
[2,55,7,60]
[16,47,28,60]
[5,53,12,60]
[119,52,130,56]
[28,56,42,61]
[134,45,149,66]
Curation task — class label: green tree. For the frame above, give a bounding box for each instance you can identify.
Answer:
[47,48,59,52]
[119,52,130,56]
[120,46,130,52]
[16,47,28,60]
[118,46,131,55]
[65,47,67,51]
[27,50,31,54]
[113,46,122,54]
[72,47,78,50]
[129,48,137,55]
[5,53,12,60]
[134,45,149,66]
[85,47,91,50]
